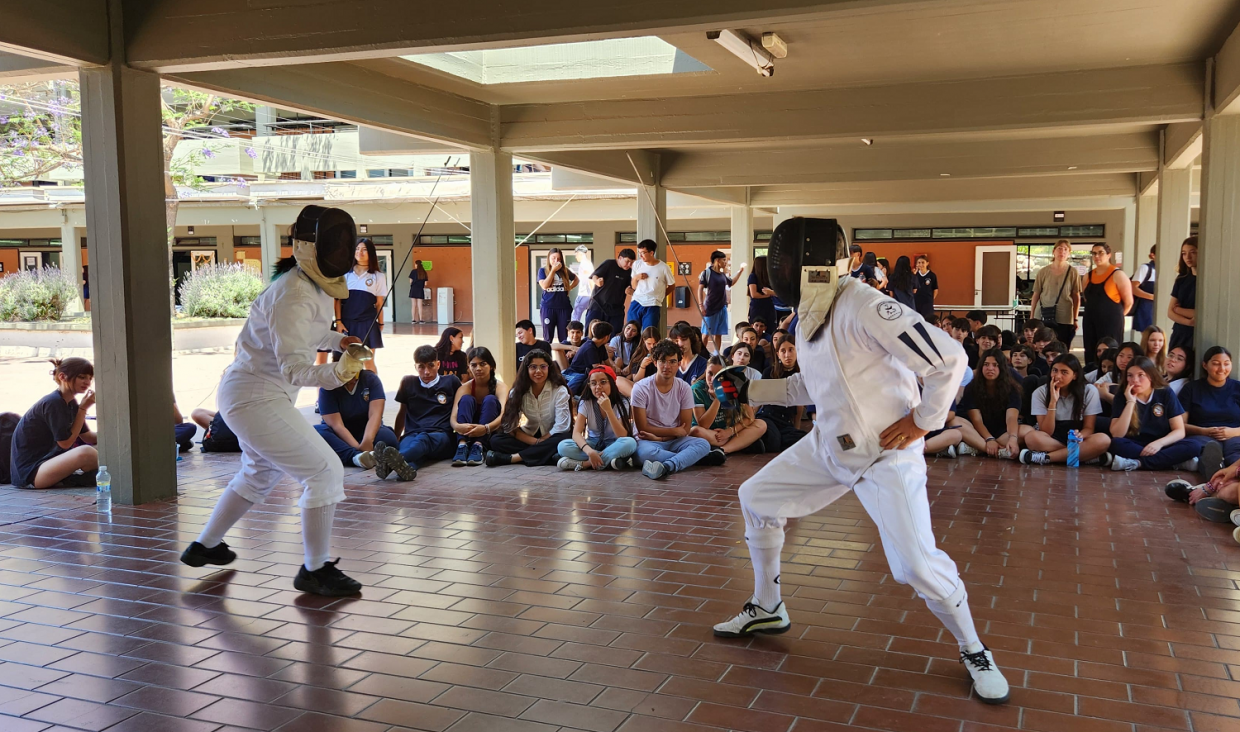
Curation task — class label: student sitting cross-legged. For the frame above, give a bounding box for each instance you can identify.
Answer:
[9,358,98,489]
[315,369,399,469]
[556,365,638,471]
[691,356,767,455]
[449,346,508,467]
[376,345,462,481]
[485,349,574,467]
[562,321,614,395]
[1018,354,1112,466]
[1107,356,1201,473]
[632,339,716,480]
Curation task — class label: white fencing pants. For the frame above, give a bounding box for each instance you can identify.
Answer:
[218,375,345,510]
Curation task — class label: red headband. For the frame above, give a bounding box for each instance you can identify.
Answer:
[588,365,617,381]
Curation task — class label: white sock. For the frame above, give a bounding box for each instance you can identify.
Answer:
[749,543,783,610]
[302,504,336,572]
[352,453,365,468]
[926,589,981,649]
[197,488,255,548]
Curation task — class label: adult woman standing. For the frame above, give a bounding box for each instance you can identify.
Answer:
[1080,243,1133,364]
[1168,236,1198,351]
[409,259,429,324]
[335,238,385,373]
[1029,240,1082,347]
[538,248,578,344]
[887,255,917,310]
[747,256,779,328]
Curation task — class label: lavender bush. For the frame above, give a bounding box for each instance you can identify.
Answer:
[0,266,79,321]
[177,263,263,319]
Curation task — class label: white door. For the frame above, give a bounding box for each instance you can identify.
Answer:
[20,252,41,271]
[190,250,217,270]
[974,245,1017,308]
[376,250,394,324]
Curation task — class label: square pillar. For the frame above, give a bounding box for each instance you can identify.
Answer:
[60,213,84,313]
[1136,192,1158,268]
[1155,167,1192,337]
[729,205,753,333]
[79,64,176,505]
[470,150,517,382]
[259,208,281,283]
[636,183,668,331]
[1196,113,1240,359]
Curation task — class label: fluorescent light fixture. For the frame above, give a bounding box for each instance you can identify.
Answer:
[707,30,774,77]
[1053,211,1066,222]
[761,32,789,59]
[861,138,874,146]
[939,173,951,177]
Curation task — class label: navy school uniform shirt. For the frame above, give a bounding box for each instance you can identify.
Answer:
[10,390,82,486]
[318,370,385,438]
[538,266,573,310]
[1110,386,1184,441]
[699,268,733,317]
[564,340,608,376]
[959,383,1021,439]
[914,270,938,311]
[1178,378,1240,429]
[395,374,462,436]
[677,354,708,385]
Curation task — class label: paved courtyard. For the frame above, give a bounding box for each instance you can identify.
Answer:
[0,446,1236,732]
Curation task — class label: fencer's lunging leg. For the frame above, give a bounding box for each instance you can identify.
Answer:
[302,504,336,572]
[197,488,255,548]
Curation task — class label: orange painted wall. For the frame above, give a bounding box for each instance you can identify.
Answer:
[854,240,1010,312]
[0,250,17,278]
[411,246,474,322]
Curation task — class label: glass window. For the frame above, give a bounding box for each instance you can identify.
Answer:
[755,231,772,242]
[564,233,594,243]
[236,236,261,247]
[893,229,932,239]
[854,229,893,240]
[932,227,1017,239]
[1058,225,1105,237]
[1017,227,1060,238]
[338,170,357,179]
[618,232,637,243]
[447,235,471,244]
[370,235,394,246]
[366,169,388,178]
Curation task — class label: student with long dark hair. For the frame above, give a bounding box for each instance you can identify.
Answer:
[616,326,660,398]
[486,350,573,467]
[1167,236,1198,351]
[538,247,578,344]
[758,338,808,452]
[9,358,98,488]
[690,356,768,454]
[1097,341,1142,408]
[1108,356,1200,472]
[670,322,708,384]
[409,259,429,323]
[450,346,507,467]
[557,365,637,471]
[1179,346,1240,479]
[747,256,778,328]
[610,320,641,372]
[334,237,386,373]
[434,326,469,381]
[1165,344,1194,394]
[960,349,1021,459]
[888,255,917,309]
[1019,354,1112,465]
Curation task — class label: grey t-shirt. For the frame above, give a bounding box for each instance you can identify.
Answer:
[1032,265,1081,324]
[1031,383,1102,423]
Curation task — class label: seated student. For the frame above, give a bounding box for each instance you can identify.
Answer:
[1028,327,1056,377]
[771,329,789,350]
[690,357,767,455]
[966,309,988,336]
[725,327,769,374]
[749,317,775,364]
[551,320,586,370]
[434,327,469,381]
[731,320,751,347]
[1000,329,1017,356]
[1089,336,1120,372]
[1107,356,1200,472]
[609,320,641,369]
[557,365,638,471]
[1019,318,1045,347]
[173,401,196,452]
[486,349,573,467]
[759,337,809,453]
[974,325,1002,356]
[1141,325,1167,375]
[924,398,988,459]
[1180,346,1240,478]
[315,369,398,469]
[1042,341,1067,366]
[632,340,717,480]
[1165,454,1240,527]
[1085,348,1117,384]
[450,346,508,467]
[1018,354,1112,465]
[199,410,241,453]
[948,317,979,369]
[378,345,463,481]
[960,349,1022,459]
[670,323,708,385]
[1010,345,1035,381]
[1097,341,1141,407]
[728,342,763,383]
[515,320,553,372]
[616,326,660,398]
[563,321,614,394]
[10,358,98,489]
[1164,344,1194,395]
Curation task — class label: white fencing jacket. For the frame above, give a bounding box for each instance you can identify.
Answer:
[750,277,966,486]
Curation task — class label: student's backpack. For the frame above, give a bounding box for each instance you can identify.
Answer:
[200,412,241,453]
[0,412,20,484]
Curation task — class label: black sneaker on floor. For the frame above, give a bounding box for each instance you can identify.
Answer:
[180,541,237,568]
[58,470,98,488]
[1201,440,1225,480]
[1195,497,1237,524]
[293,559,362,596]
[383,446,418,481]
[698,448,728,467]
[1164,479,1194,503]
[485,451,513,467]
[373,441,392,479]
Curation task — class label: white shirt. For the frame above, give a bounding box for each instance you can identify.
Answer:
[575,259,596,297]
[1134,262,1157,287]
[632,259,675,307]
[345,269,387,297]
[514,384,573,436]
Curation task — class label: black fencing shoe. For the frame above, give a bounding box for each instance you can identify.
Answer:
[698,448,728,467]
[373,441,392,479]
[294,559,362,596]
[181,541,237,568]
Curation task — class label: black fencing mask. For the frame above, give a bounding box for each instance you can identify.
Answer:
[766,217,848,309]
[293,205,356,279]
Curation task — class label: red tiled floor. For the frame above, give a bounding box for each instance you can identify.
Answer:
[1,451,1238,731]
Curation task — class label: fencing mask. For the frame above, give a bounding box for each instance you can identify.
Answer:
[293,205,356,279]
[766,217,849,342]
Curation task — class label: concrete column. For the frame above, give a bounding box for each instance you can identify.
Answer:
[259,208,281,283]
[1119,198,1136,272]
[730,205,753,333]
[470,150,517,382]
[59,212,83,313]
[1136,192,1158,269]
[636,183,668,330]
[79,61,176,506]
[1155,167,1192,336]
[1196,114,1240,359]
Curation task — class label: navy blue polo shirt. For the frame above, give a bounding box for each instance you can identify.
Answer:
[319,370,385,438]
[1178,378,1240,429]
[395,374,462,435]
[1111,386,1184,441]
[677,354,708,385]
[564,339,607,376]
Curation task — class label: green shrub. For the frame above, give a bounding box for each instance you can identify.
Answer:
[0,266,79,321]
[178,263,263,319]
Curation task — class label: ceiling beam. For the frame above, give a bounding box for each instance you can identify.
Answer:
[501,63,1203,151]
[519,150,660,187]
[123,0,931,73]
[0,52,77,81]
[750,173,1137,207]
[0,1,108,66]
[1163,122,1203,168]
[1215,21,1240,114]
[166,62,494,150]
[660,132,1158,188]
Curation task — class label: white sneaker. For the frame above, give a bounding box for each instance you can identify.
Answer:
[1018,449,1050,465]
[712,599,791,638]
[353,451,377,470]
[1175,458,1199,472]
[1110,455,1141,471]
[557,457,585,472]
[935,445,957,459]
[960,643,1009,704]
[956,442,980,457]
[1230,508,1240,527]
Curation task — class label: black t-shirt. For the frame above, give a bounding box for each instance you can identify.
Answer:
[395,375,462,436]
[959,383,1021,439]
[591,260,632,306]
[516,340,553,369]
[437,349,469,381]
[11,390,80,486]
[914,270,938,311]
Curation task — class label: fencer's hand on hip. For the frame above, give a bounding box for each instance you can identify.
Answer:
[879,413,927,451]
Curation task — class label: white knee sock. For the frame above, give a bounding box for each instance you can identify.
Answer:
[748,543,783,610]
[926,586,982,649]
[197,488,255,548]
[302,504,336,572]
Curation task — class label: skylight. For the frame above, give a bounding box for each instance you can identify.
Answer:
[402,37,711,85]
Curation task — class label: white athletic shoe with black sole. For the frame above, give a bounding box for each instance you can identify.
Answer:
[960,643,1010,704]
[712,599,791,638]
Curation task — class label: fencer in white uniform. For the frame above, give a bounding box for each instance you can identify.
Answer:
[712,218,1010,704]
[180,205,369,597]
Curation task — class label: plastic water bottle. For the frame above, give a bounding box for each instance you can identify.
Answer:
[96,466,111,513]
[1066,430,1081,468]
